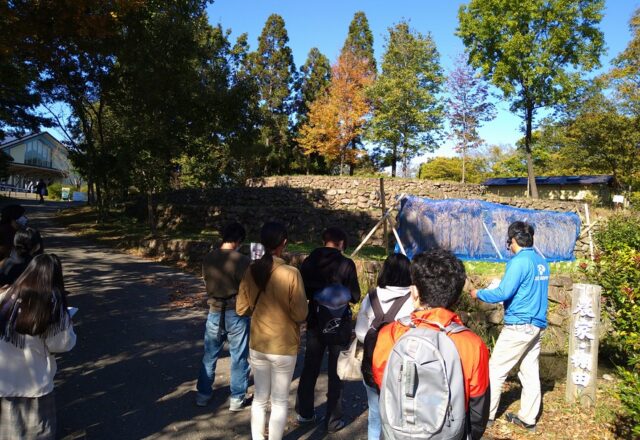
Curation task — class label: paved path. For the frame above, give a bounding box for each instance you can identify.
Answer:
[7,200,369,440]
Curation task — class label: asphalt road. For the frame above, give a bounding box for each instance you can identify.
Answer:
[8,199,369,440]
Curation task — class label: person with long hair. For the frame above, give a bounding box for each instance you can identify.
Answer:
[236,222,308,440]
[0,254,76,439]
[354,253,414,440]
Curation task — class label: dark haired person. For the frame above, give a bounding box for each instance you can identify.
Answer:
[0,204,27,260]
[237,222,308,440]
[0,254,76,439]
[295,226,360,432]
[355,253,414,440]
[196,222,252,411]
[373,249,490,440]
[0,227,44,286]
[470,221,549,432]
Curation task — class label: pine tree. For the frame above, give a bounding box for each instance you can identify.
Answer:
[249,14,296,175]
[342,11,376,75]
[367,21,444,177]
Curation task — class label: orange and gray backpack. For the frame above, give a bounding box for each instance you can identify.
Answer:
[379,317,469,440]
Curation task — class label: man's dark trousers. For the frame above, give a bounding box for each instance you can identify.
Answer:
[295,328,344,430]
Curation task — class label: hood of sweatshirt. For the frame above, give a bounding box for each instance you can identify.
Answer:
[300,247,347,292]
[376,285,411,304]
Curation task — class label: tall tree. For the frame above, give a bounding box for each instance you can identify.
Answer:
[249,14,296,175]
[294,48,332,173]
[565,94,640,190]
[367,21,444,177]
[610,8,640,116]
[342,11,376,75]
[297,50,374,174]
[295,48,332,127]
[458,0,605,198]
[445,54,496,183]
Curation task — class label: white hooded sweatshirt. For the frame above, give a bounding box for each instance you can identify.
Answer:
[355,285,414,343]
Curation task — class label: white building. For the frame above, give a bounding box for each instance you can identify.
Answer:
[0,132,77,190]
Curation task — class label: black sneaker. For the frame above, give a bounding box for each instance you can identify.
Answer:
[505,412,535,432]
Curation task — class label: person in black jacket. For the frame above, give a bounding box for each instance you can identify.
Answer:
[295,227,360,433]
[0,227,43,286]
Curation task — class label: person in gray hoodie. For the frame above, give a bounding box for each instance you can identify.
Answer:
[355,253,414,440]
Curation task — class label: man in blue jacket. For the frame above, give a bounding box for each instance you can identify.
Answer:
[470,221,549,432]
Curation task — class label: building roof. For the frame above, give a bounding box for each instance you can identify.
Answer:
[0,132,66,151]
[482,175,614,187]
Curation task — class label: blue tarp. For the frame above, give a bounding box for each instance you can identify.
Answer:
[394,196,581,262]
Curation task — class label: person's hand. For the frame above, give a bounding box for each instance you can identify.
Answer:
[469,288,478,299]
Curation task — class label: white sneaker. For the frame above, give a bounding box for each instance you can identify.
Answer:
[229,394,252,412]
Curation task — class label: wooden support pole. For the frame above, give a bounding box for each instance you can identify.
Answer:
[584,204,595,261]
[380,178,388,253]
[566,283,601,407]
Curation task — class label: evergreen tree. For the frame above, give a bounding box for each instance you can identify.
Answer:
[367,21,444,177]
[296,48,332,127]
[342,11,376,75]
[249,14,296,175]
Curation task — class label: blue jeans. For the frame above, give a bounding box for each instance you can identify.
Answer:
[364,381,381,440]
[196,310,250,400]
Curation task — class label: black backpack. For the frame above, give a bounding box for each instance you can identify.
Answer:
[361,288,411,390]
[313,283,353,346]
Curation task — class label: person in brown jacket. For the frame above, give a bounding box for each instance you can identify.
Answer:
[237,222,308,440]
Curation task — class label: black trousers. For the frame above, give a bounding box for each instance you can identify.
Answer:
[295,328,344,429]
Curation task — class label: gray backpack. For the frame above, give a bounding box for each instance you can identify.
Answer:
[379,318,469,440]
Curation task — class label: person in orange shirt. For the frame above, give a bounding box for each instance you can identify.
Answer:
[372,249,490,440]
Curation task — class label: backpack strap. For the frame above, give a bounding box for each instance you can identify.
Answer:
[369,289,384,322]
[384,292,411,322]
[444,321,468,335]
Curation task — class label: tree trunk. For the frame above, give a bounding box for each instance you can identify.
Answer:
[147,189,157,235]
[391,145,397,177]
[340,150,344,176]
[525,105,539,199]
[461,147,466,184]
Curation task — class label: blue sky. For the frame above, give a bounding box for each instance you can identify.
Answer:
[206,0,639,161]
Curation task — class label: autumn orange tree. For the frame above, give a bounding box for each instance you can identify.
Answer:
[297,49,373,174]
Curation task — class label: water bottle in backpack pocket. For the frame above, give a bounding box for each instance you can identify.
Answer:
[313,284,352,346]
[379,318,469,440]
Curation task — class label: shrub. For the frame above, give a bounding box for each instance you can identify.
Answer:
[47,182,62,200]
[587,214,640,432]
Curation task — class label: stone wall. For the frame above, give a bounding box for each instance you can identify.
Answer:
[131,175,596,257]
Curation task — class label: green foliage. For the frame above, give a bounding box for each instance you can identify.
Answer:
[367,20,444,177]
[47,183,61,200]
[586,215,640,432]
[610,8,640,116]
[342,11,376,75]
[249,14,296,175]
[418,156,487,183]
[458,0,605,197]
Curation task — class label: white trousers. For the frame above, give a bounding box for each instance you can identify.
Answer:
[488,324,542,426]
[249,349,297,440]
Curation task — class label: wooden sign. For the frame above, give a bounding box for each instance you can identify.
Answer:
[566,283,602,407]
